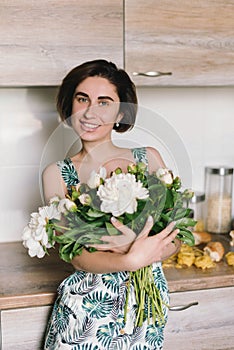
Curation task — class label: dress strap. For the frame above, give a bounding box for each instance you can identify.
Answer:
[131,147,148,170]
[56,158,79,190]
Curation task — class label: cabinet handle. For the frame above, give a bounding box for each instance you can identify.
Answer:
[169,301,198,311]
[132,71,172,77]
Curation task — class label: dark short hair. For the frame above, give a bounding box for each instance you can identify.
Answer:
[57,59,138,132]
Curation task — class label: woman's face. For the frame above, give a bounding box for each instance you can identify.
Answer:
[71,76,122,142]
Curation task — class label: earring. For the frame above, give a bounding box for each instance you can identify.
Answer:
[115,122,119,128]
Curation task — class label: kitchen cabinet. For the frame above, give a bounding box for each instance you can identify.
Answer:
[164,287,234,350]
[125,0,234,86]
[1,1,234,87]
[1,291,233,350]
[1,242,234,349]
[1,305,52,350]
[0,0,123,86]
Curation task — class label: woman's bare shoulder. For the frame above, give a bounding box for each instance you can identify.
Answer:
[145,146,166,173]
[43,162,59,175]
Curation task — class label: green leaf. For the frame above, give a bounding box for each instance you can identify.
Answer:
[176,228,195,246]
[164,188,174,209]
[167,207,192,221]
[87,208,106,218]
[176,217,197,228]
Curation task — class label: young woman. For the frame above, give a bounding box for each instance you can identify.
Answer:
[43,59,181,349]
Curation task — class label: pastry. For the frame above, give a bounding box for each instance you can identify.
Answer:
[225,251,234,266]
[193,231,212,245]
[204,241,225,262]
[194,255,215,269]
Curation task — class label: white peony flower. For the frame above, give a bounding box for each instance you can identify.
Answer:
[24,237,46,258]
[58,198,77,213]
[97,173,149,217]
[87,167,107,188]
[22,203,60,258]
[156,168,173,185]
[22,225,32,241]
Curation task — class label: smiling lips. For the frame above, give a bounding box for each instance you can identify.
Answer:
[81,121,100,131]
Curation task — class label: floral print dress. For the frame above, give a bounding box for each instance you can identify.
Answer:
[44,147,169,350]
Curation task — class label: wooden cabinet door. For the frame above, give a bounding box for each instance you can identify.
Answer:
[164,287,234,350]
[1,305,52,350]
[0,0,123,86]
[125,0,234,86]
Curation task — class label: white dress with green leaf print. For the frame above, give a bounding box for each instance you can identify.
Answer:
[44,147,169,350]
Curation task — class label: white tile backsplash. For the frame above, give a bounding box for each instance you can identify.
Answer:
[0,86,233,242]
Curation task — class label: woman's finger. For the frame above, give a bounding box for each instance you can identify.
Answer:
[159,221,177,239]
[137,216,154,240]
[162,228,180,246]
[110,217,136,238]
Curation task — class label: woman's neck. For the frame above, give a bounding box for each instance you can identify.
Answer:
[80,140,120,164]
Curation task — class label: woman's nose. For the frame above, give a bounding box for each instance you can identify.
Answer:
[84,104,99,119]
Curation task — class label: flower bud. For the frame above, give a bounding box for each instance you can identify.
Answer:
[71,189,80,201]
[87,167,106,189]
[114,167,122,175]
[173,176,181,189]
[49,196,60,205]
[137,162,147,173]
[79,193,92,206]
[58,198,77,213]
[156,168,174,185]
[182,188,194,200]
[127,163,137,173]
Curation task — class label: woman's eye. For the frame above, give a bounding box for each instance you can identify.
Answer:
[77,97,88,104]
[98,100,109,107]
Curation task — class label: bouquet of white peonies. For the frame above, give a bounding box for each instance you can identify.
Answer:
[22,163,195,326]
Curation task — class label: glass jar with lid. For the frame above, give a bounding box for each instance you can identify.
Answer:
[189,192,205,232]
[205,166,233,234]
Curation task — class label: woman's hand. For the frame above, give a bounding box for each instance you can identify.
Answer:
[89,217,137,254]
[126,217,180,271]
[103,216,179,271]
[89,215,180,261]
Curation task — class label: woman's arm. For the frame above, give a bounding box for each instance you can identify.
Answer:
[42,163,67,204]
[71,219,180,273]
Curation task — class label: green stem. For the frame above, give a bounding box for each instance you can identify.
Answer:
[53,224,70,231]
[124,272,132,324]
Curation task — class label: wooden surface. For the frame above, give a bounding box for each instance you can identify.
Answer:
[1,241,234,310]
[0,0,123,86]
[0,242,74,310]
[165,233,234,292]
[125,0,234,86]
[165,262,234,293]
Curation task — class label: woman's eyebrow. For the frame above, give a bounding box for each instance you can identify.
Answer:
[74,91,89,98]
[97,96,114,102]
[74,92,114,102]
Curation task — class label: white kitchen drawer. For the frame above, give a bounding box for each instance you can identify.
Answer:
[1,305,52,350]
[164,286,234,350]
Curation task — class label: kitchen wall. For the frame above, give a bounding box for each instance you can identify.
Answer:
[0,86,233,242]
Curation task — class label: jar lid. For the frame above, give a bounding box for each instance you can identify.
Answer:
[205,166,233,175]
[190,191,205,203]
